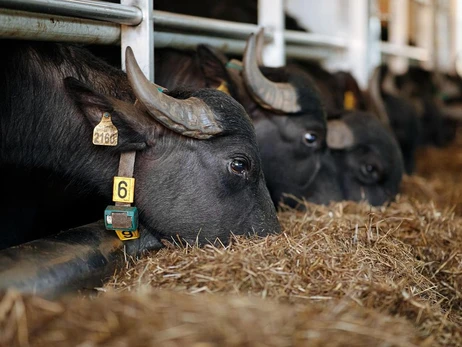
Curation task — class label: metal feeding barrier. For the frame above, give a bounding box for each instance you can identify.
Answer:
[0,0,452,83]
[0,0,452,297]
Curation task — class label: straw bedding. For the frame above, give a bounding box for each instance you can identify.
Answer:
[1,136,462,346]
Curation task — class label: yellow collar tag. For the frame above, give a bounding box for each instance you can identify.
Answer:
[93,112,118,146]
[216,81,230,95]
[344,91,356,110]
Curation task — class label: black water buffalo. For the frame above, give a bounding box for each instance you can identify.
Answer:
[295,61,416,175]
[367,65,421,174]
[377,65,458,148]
[0,40,280,249]
[326,112,404,205]
[155,35,341,207]
[154,31,403,207]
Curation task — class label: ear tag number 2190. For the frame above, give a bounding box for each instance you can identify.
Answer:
[93,112,118,146]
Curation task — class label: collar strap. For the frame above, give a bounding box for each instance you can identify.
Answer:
[117,151,136,184]
[102,101,141,241]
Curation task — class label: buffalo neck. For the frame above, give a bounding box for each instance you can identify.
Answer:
[0,42,133,201]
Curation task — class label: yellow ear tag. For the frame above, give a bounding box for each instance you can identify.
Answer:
[93,112,118,146]
[216,81,230,95]
[344,91,356,110]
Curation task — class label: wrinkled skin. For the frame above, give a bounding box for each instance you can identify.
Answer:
[329,112,404,206]
[155,46,343,207]
[0,40,279,249]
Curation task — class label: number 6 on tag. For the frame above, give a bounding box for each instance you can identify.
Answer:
[113,177,135,203]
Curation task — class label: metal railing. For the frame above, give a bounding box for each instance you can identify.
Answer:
[0,0,347,76]
[380,42,430,62]
[0,0,143,25]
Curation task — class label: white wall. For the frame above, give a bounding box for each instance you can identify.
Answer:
[285,0,348,36]
[285,0,378,88]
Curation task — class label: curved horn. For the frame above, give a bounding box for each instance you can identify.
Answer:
[242,31,301,113]
[367,65,390,126]
[255,28,265,66]
[125,46,223,139]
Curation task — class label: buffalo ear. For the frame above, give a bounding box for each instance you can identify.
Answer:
[197,45,232,90]
[64,77,148,150]
[327,120,355,149]
[64,77,114,127]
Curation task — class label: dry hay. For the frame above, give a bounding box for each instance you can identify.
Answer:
[1,137,462,346]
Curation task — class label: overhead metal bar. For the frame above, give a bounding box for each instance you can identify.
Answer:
[154,32,334,60]
[0,0,143,25]
[154,10,348,48]
[380,42,430,62]
[284,30,348,49]
[0,8,345,56]
[153,10,269,40]
[0,9,120,45]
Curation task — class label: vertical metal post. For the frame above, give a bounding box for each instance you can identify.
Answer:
[389,0,409,73]
[348,0,372,88]
[369,0,382,75]
[416,0,435,70]
[121,0,154,81]
[258,0,285,67]
[435,0,452,72]
[454,0,462,74]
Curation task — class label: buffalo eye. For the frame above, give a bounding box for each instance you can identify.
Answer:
[303,132,318,147]
[230,158,250,177]
[360,163,380,181]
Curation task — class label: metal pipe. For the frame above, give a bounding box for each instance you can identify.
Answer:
[154,32,335,60]
[153,10,267,40]
[0,0,143,25]
[154,31,247,54]
[284,30,348,48]
[0,6,348,49]
[154,10,347,48]
[0,10,337,60]
[285,45,334,61]
[0,9,120,44]
[380,42,430,61]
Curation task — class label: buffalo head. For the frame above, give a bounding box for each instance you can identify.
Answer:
[193,31,340,207]
[327,112,404,206]
[63,47,280,246]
